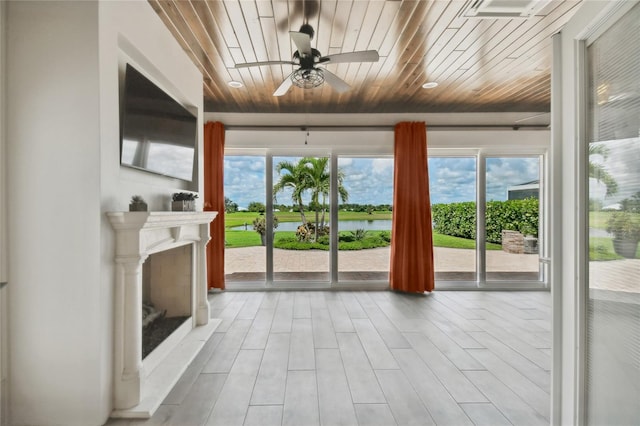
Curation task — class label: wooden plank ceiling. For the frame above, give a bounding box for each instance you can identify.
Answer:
[148,0,582,114]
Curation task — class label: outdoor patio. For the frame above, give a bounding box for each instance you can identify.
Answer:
[225,247,541,282]
[225,247,640,293]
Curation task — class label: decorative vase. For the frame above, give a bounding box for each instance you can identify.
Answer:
[612,238,639,259]
[171,200,195,212]
[129,202,148,212]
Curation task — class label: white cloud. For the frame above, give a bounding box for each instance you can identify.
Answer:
[224,155,543,208]
[372,158,393,175]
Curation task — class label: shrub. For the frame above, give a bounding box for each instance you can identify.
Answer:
[295,223,312,242]
[379,231,391,242]
[350,228,368,241]
[338,236,388,250]
[431,201,476,240]
[339,233,355,243]
[252,215,278,235]
[606,211,640,240]
[274,236,325,250]
[295,222,330,242]
[486,198,539,242]
[432,199,539,244]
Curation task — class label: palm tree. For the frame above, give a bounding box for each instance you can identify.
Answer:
[273,157,349,242]
[312,163,348,231]
[304,157,328,241]
[273,160,309,225]
[589,144,618,196]
[300,157,350,241]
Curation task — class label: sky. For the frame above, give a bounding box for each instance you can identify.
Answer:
[224,155,541,209]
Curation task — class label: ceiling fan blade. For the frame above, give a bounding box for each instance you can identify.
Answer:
[320,50,379,64]
[289,31,312,57]
[322,69,351,93]
[235,60,295,69]
[273,74,294,96]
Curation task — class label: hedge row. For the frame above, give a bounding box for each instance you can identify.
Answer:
[431,199,539,244]
[274,233,390,251]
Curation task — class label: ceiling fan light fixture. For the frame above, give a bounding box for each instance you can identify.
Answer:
[291,68,325,89]
[422,82,438,89]
[228,80,243,88]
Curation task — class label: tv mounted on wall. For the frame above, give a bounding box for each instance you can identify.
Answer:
[120,63,197,182]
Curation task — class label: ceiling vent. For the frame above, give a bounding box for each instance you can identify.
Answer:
[461,0,552,19]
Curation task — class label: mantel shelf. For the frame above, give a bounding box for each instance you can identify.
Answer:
[107,211,218,230]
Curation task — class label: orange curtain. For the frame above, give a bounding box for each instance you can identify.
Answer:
[204,121,225,290]
[389,122,435,293]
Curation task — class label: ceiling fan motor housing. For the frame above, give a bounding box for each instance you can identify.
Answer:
[299,23,315,40]
[293,48,322,69]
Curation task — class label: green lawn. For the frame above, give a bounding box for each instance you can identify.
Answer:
[225,230,262,248]
[589,211,613,229]
[433,233,501,250]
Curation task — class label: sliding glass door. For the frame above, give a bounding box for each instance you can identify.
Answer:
[223,155,266,283]
[429,157,477,281]
[585,4,640,424]
[272,155,330,283]
[337,156,393,282]
[485,156,541,282]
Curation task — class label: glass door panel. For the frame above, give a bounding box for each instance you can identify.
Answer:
[586,4,640,424]
[272,156,330,282]
[428,157,477,281]
[337,157,393,282]
[485,157,541,281]
[223,156,267,282]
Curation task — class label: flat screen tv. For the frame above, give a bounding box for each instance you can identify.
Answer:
[120,64,197,181]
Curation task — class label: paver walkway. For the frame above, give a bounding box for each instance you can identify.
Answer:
[225,246,539,273]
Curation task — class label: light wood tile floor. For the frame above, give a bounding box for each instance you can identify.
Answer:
[107,291,551,426]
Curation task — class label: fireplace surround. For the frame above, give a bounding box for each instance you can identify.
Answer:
[107,211,219,418]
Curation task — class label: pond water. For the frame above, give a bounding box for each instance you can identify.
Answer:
[230,219,393,232]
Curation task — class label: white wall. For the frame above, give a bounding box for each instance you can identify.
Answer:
[6,1,202,425]
[7,2,103,424]
[215,112,550,154]
[555,1,637,424]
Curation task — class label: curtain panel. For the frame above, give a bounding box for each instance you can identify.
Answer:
[390,122,435,293]
[203,121,225,290]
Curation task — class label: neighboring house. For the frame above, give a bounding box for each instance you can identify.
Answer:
[507,179,540,200]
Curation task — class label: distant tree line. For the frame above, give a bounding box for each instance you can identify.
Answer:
[224,198,393,214]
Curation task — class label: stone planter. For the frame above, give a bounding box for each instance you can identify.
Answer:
[612,238,639,259]
[502,230,524,254]
[523,235,538,254]
[171,200,196,212]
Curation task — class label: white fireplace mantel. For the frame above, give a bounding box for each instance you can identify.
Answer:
[107,211,219,418]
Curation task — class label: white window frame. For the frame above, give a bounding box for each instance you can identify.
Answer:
[553,2,639,424]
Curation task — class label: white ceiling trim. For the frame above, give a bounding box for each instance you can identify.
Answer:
[205,112,551,128]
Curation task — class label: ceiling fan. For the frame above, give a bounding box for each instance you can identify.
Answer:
[234,24,379,96]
